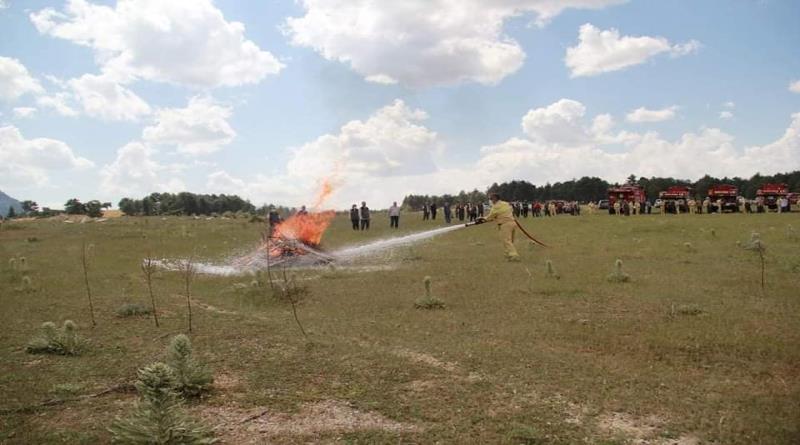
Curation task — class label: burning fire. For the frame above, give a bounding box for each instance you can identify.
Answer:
[269,179,336,251]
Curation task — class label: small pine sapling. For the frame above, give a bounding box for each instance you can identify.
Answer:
[26,320,82,355]
[744,233,767,290]
[181,257,196,333]
[108,363,216,444]
[277,266,310,340]
[166,335,213,397]
[525,267,534,293]
[116,303,152,317]
[606,259,631,283]
[81,241,97,327]
[545,260,560,280]
[414,276,445,309]
[786,224,798,241]
[18,256,28,272]
[710,228,716,238]
[21,275,33,291]
[141,255,160,327]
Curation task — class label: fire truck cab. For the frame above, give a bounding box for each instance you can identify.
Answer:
[658,186,691,214]
[756,183,789,211]
[607,185,647,215]
[707,184,739,213]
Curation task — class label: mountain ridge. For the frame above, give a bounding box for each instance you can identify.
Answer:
[0,190,23,217]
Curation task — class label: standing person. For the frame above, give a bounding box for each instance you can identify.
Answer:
[389,201,400,228]
[359,201,370,230]
[478,202,485,218]
[468,203,477,222]
[349,204,360,230]
[422,203,430,220]
[431,202,438,220]
[297,205,308,216]
[479,193,519,261]
[443,202,452,224]
[267,206,281,237]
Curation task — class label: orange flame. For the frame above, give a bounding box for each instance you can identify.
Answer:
[270,178,336,249]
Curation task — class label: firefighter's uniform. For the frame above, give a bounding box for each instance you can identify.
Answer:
[484,200,519,261]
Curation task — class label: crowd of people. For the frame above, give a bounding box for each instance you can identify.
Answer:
[263,193,793,237]
[598,196,793,216]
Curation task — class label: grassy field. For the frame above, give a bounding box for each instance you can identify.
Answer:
[1,210,799,444]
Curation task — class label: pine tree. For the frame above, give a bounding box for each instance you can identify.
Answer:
[108,363,215,444]
[166,335,213,397]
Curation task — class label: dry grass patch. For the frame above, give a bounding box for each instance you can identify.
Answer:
[201,399,419,443]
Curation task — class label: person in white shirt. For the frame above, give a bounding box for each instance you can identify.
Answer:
[388,202,400,228]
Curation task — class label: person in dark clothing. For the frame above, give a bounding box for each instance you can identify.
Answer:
[443,202,452,223]
[349,204,359,230]
[430,203,438,220]
[422,203,430,220]
[478,203,485,217]
[359,201,370,230]
[267,207,281,236]
[468,203,477,222]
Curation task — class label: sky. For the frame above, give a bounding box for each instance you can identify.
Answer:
[1,0,799,210]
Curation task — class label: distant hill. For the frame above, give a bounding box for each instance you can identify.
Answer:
[0,190,23,217]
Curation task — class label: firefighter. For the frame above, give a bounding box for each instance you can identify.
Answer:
[478,193,519,261]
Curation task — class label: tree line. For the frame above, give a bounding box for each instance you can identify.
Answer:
[118,192,257,216]
[402,171,800,208]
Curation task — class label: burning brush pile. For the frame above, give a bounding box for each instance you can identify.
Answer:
[234,183,338,268]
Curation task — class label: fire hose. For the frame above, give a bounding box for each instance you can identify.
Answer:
[465,218,550,248]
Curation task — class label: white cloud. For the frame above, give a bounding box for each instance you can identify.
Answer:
[68,73,150,121]
[31,0,283,88]
[626,106,678,123]
[286,99,442,178]
[521,99,590,146]
[143,96,235,155]
[285,0,625,88]
[475,99,799,187]
[36,92,79,117]
[719,111,734,120]
[565,24,700,77]
[723,101,735,108]
[0,1,9,10]
[206,170,246,194]
[0,57,44,102]
[12,107,36,119]
[0,125,93,186]
[789,80,800,94]
[100,142,185,196]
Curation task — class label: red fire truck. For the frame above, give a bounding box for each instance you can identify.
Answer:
[607,185,647,215]
[658,186,691,214]
[756,183,789,211]
[707,184,739,213]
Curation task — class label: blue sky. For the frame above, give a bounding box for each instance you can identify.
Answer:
[1,0,798,209]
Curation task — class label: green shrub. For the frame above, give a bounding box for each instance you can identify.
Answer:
[26,320,83,355]
[415,276,445,309]
[116,303,153,317]
[606,259,631,283]
[166,335,213,397]
[108,363,216,444]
